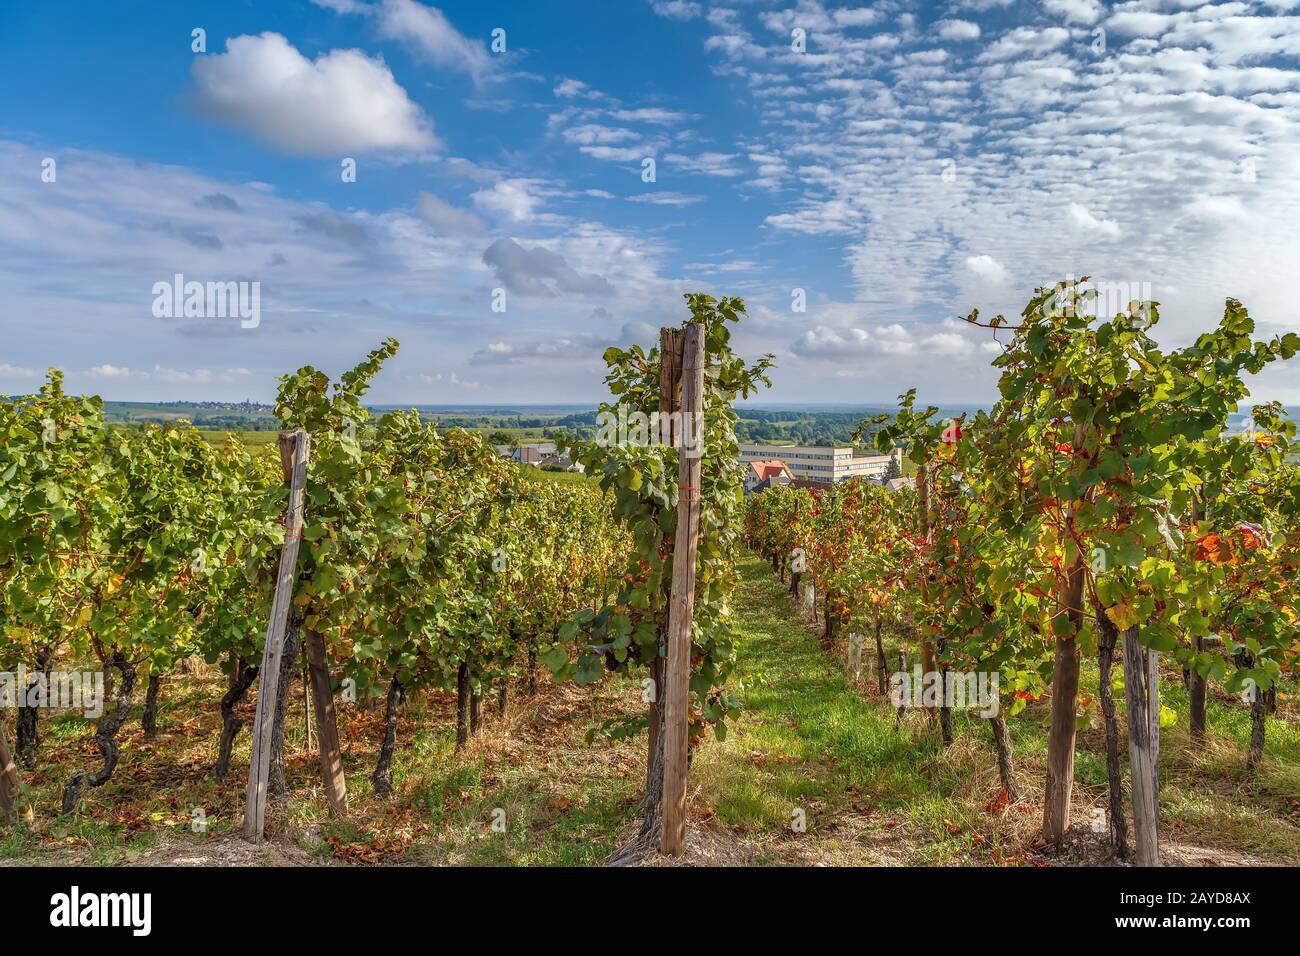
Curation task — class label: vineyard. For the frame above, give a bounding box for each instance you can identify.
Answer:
[1,283,1298,867]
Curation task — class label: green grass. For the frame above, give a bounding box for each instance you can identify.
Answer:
[695,552,1300,863]
[695,554,1018,862]
[196,429,280,447]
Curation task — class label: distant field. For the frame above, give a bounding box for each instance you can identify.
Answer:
[197,430,279,447]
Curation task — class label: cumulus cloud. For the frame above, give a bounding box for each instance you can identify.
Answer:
[1042,0,1103,25]
[189,33,437,155]
[373,0,493,79]
[1068,203,1121,238]
[0,138,693,403]
[609,107,696,125]
[934,19,981,41]
[964,255,1009,284]
[293,211,372,247]
[86,364,135,378]
[1184,195,1249,220]
[481,238,616,297]
[791,323,984,360]
[469,331,607,364]
[665,151,743,176]
[197,193,241,212]
[553,77,609,99]
[978,26,1070,61]
[472,179,544,222]
[416,192,486,234]
[650,1,702,21]
[0,364,41,381]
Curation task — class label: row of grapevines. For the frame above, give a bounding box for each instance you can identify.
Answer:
[746,279,1300,854]
[0,342,628,813]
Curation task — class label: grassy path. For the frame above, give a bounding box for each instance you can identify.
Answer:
[685,550,1299,866]
[687,550,1021,864]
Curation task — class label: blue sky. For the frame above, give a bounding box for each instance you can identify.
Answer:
[2,0,1298,404]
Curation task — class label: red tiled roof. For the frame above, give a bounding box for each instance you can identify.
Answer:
[749,459,794,481]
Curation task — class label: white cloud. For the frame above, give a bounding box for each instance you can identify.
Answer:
[833,8,879,28]
[310,0,367,12]
[1068,203,1121,238]
[935,19,981,41]
[650,1,702,21]
[1184,195,1249,220]
[417,192,487,234]
[373,0,493,79]
[0,364,41,381]
[791,323,981,360]
[665,151,744,176]
[190,33,437,156]
[624,192,705,206]
[87,364,135,378]
[0,140,686,403]
[561,124,640,146]
[472,179,544,222]
[577,145,648,162]
[1042,0,1104,26]
[481,238,616,298]
[151,366,252,383]
[964,255,1009,284]
[978,26,1071,61]
[609,108,696,125]
[554,78,610,100]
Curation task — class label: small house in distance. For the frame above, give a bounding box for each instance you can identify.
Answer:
[538,450,585,473]
[745,459,795,495]
[515,441,557,465]
[495,441,559,465]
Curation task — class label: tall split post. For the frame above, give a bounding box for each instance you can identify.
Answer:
[243,429,310,842]
[661,323,705,856]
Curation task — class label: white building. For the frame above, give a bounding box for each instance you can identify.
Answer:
[738,443,901,484]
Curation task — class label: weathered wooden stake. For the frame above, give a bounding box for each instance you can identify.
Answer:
[306,629,348,816]
[647,327,683,792]
[243,429,310,842]
[1122,625,1160,866]
[661,324,704,857]
[0,723,20,819]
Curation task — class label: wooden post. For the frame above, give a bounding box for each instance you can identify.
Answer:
[1123,625,1160,865]
[244,429,310,842]
[648,328,683,790]
[0,722,20,819]
[894,650,907,730]
[916,464,937,713]
[305,629,348,816]
[848,633,862,682]
[660,324,704,857]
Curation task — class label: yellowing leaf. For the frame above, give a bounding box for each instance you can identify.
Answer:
[1105,601,1141,631]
